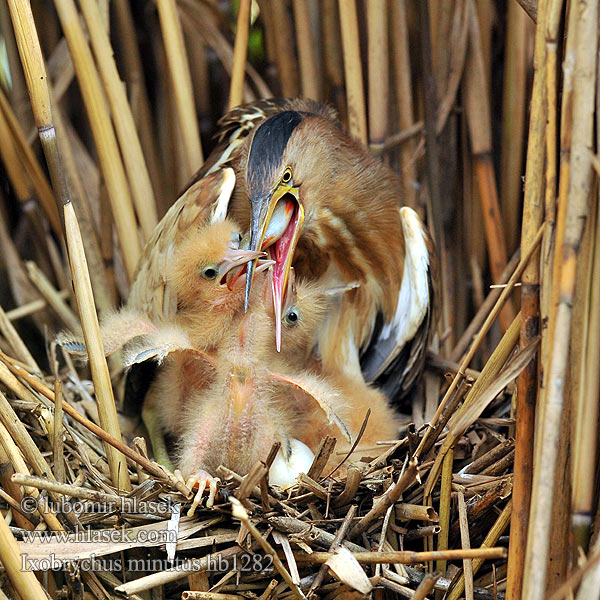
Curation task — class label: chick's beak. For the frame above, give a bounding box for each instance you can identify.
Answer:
[245,184,304,351]
[219,247,265,284]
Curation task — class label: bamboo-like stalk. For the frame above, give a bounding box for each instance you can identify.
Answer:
[390,0,417,208]
[0,89,61,237]
[293,0,320,100]
[505,2,550,597]
[6,0,131,491]
[229,0,252,109]
[338,0,367,143]
[78,0,158,241]
[322,0,345,115]
[463,0,513,330]
[156,0,204,176]
[52,0,142,281]
[366,0,388,151]
[0,509,49,600]
[269,0,300,98]
[62,202,131,491]
[522,1,598,597]
[500,1,529,255]
[113,0,165,210]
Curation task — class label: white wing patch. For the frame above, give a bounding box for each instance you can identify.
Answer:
[376,207,431,375]
[209,167,236,223]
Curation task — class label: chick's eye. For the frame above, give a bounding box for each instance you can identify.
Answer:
[200,265,218,280]
[284,307,300,326]
[281,168,292,184]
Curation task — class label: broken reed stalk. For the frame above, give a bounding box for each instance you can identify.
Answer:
[366,0,388,152]
[501,1,529,255]
[505,1,549,597]
[522,1,598,597]
[463,0,513,330]
[0,512,48,600]
[156,0,203,175]
[269,0,299,97]
[6,0,130,490]
[52,379,65,483]
[337,0,367,143]
[292,0,320,100]
[228,0,251,109]
[78,0,158,241]
[53,0,143,281]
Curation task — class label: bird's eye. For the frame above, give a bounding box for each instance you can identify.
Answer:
[284,307,300,326]
[281,167,292,184]
[200,265,218,280]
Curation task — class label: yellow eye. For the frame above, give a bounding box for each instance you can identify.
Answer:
[281,167,292,184]
[200,264,218,280]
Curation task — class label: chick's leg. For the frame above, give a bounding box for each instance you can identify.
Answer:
[141,400,173,470]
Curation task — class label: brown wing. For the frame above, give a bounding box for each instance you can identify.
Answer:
[127,168,236,322]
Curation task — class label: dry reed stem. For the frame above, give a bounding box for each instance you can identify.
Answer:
[366,0,388,151]
[0,510,49,600]
[0,304,39,371]
[25,260,79,332]
[435,448,454,578]
[292,548,506,564]
[447,499,512,600]
[417,224,544,459]
[505,1,550,597]
[62,202,130,491]
[78,0,158,241]
[269,0,299,97]
[52,379,65,483]
[113,0,165,210]
[156,0,204,175]
[338,0,367,143]
[464,0,513,329]
[0,89,61,236]
[500,1,529,255]
[6,290,70,321]
[293,0,320,100]
[52,0,142,280]
[229,0,252,109]
[522,1,597,597]
[0,351,190,496]
[457,491,474,600]
[390,0,417,208]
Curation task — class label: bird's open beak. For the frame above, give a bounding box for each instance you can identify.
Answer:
[245,184,304,351]
[218,247,266,285]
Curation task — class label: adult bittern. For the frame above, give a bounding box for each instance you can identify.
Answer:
[191,98,436,399]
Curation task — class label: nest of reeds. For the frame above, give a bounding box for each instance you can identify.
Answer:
[1,0,600,599]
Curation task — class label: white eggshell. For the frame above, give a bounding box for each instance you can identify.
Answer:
[269,439,315,488]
